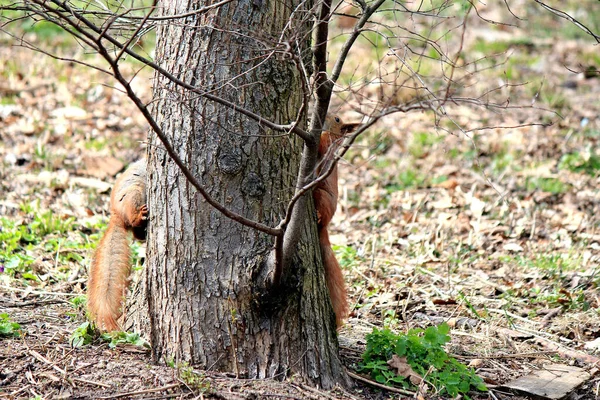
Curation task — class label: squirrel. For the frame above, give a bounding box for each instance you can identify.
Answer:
[87,158,147,331]
[313,115,360,327]
[87,115,358,331]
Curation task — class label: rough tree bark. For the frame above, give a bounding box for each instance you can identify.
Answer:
[126,0,350,388]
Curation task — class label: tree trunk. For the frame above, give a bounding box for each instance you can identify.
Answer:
[126,0,350,388]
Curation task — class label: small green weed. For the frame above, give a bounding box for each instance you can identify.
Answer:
[164,358,211,392]
[355,130,394,159]
[385,169,426,191]
[531,85,570,112]
[382,309,401,329]
[409,132,442,158]
[0,217,37,275]
[30,211,75,236]
[559,152,600,175]
[0,313,21,337]
[70,322,95,347]
[0,210,78,279]
[489,149,514,176]
[101,330,150,349]
[525,253,580,274]
[71,322,150,348]
[65,295,88,320]
[471,39,511,55]
[333,244,363,270]
[525,177,567,194]
[359,324,487,397]
[177,362,211,392]
[532,288,590,311]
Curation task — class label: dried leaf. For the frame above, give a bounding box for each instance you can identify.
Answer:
[82,156,125,179]
[387,354,423,385]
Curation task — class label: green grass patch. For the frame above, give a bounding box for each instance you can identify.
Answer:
[528,287,590,311]
[501,253,582,275]
[333,244,364,270]
[409,132,443,158]
[489,150,514,176]
[385,169,427,192]
[559,152,600,175]
[524,177,568,194]
[165,360,211,393]
[0,206,99,282]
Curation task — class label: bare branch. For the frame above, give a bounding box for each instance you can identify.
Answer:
[330,0,386,84]
[134,0,234,21]
[22,0,310,140]
[274,0,335,284]
[533,0,600,43]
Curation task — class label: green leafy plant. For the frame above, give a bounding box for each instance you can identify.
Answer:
[559,152,600,175]
[30,211,75,236]
[69,295,87,309]
[100,330,150,349]
[70,322,95,347]
[359,324,487,397]
[525,177,568,194]
[0,207,91,282]
[333,244,362,269]
[176,362,211,392]
[0,313,22,337]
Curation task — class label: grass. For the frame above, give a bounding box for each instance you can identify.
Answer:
[559,151,600,175]
[409,132,443,158]
[496,252,593,311]
[0,205,98,282]
[524,177,568,194]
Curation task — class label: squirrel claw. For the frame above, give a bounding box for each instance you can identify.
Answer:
[139,204,149,220]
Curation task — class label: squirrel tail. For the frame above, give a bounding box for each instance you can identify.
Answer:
[319,228,349,327]
[87,220,132,331]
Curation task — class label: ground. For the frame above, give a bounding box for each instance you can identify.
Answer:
[1,1,600,399]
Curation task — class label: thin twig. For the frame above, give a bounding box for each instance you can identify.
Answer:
[72,377,111,388]
[533,0,600,43]
[274,0,334,282]
[346,370,416,396]
[99,383,183,399]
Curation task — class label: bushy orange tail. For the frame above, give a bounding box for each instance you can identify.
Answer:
[319,228,349,327]
[87,221,132,331]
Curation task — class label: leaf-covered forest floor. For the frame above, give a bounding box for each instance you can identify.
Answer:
[1,2,600,399]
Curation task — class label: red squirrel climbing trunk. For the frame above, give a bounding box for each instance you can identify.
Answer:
[87,159,147,331]
[313,115,360,327]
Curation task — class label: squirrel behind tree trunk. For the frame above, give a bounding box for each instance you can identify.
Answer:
[313,115,360,327]
[87,115,358,331]
[87,159,147,331]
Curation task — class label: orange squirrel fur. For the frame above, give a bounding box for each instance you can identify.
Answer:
[87,159,147,331]
[313,115,360,327]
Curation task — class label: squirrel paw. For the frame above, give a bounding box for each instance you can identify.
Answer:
[130,204,148,227]
[139,204,148,220]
